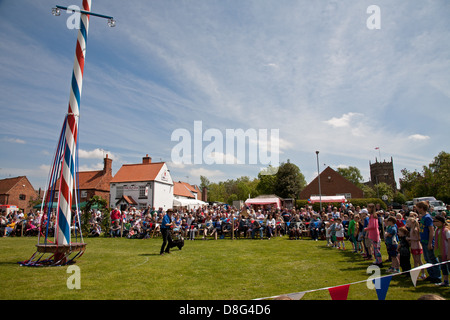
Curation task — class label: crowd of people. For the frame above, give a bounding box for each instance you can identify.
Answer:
[2,200,449,286]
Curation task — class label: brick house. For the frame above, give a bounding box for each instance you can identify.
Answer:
[53,154,113,207]
[0,176,38,213]
[299,166,364,200]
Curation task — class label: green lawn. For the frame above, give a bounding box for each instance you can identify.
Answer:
[0,236,448,300]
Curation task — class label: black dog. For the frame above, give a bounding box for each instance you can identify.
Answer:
[169,234,185,250]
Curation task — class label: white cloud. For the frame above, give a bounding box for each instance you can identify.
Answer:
[408,134,430,141]
[188,167,225,180]
[3,137,26,144]
[205,151,241,165]
[323,112,363,128]
[78,148,115,160]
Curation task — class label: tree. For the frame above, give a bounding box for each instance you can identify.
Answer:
[374,182,395,201]
[336,166,364,187]
[274,160,306,199]
[400,151,450,203]
[199,175,210,192]
[361,184,377,198]
[256,166,277,195]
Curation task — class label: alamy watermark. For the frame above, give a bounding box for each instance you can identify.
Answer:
[171,121,280,175]
[67,265,81,289]
[366,5,381,30]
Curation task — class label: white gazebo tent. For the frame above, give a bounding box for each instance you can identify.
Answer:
[173,198,207,210]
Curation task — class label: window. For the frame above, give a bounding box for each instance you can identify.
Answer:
[139,185,147,198]
[81,190,88,198]
[19,194,26,201]
[116,186,123,199]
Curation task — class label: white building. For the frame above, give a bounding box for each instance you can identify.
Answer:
[110,155,173,210]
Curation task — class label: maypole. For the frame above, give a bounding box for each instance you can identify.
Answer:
[55,0,90,250]
[20,1,115,267]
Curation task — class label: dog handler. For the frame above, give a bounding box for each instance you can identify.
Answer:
[160,209,174,255]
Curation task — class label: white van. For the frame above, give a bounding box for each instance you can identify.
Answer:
[413,196,436,205]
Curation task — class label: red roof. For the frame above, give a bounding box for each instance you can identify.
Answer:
[111,162,165,183]
[173,182,195,198]
[0,176,27,194]
[54,169,112,192]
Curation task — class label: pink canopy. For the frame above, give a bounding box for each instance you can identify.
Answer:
[245,197,281,209]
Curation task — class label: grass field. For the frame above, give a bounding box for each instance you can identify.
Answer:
[1,236,448,300]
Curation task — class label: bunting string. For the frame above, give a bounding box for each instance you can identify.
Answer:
[254,261,449,300]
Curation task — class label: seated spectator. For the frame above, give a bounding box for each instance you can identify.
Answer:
[110,220,121,238]
[25,219,38,236]
[251,219,263,239]
[203,216,216,239]
[265,213,276,240]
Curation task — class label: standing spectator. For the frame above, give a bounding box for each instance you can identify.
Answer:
[310,214,321,241]
[110,207,121,225]
[385,216,399,273]
[360,209,372,260]
[160,209,174,255]
[397,226,411,272]
[432,215,450,287]
[365,204,383,267]
[348,214,358,252]
[406,217,426,279]
[325,221,332,246]
[335,218,345,250]
[417,201,441,283]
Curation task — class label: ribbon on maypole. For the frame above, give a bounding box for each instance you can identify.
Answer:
[56,0,91,246]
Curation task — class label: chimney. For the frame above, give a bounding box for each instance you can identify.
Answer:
[103,154,112,175]
[142,154,152,164]
[202,187,208,203]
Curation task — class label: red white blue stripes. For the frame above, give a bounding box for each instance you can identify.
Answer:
[56,0,91,246]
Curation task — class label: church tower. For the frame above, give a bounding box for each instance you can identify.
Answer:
[369,157,397,190]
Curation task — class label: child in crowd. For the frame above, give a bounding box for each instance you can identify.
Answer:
[348,214,358,252]
[365,204,382,267]
[325,221,331,246]
[433,215,450,287]
[385,216,399,273]
[335,218,345,250]
[397,226,411,272]
[407,217,426,279]
[330,220,337,247]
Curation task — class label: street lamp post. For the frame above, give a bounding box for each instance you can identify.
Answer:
[316,151,322,212]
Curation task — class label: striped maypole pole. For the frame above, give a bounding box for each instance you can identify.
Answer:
[56,0,91,246]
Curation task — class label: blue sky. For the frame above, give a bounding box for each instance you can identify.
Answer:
[0,0,449,191]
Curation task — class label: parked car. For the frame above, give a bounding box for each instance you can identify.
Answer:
[429,200,446,213]
[413,196,436,205]
[405,201,414,211]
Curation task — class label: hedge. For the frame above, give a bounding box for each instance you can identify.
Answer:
[295,198,387,212]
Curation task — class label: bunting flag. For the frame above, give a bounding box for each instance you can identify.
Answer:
[409,263,433,287]
[286,292,306,300]
[373,276,392,300]
[254,261,449,301]
[328,284,350,300]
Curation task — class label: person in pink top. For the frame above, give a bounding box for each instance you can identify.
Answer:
[365,203,383,267]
